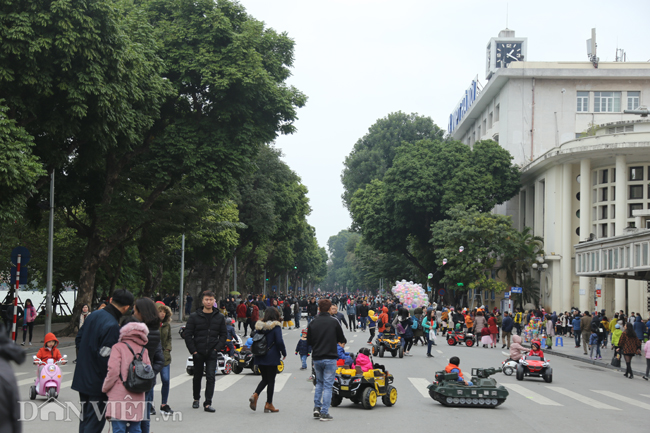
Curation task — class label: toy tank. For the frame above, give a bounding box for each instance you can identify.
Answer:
[427,367,509,408]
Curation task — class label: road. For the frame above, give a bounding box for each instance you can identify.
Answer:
[14,324,649,432]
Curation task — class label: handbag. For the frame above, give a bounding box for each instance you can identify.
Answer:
[396,323,405,334]
[429,329,437,342]
[611,353,621,368]
[546,337,552,347]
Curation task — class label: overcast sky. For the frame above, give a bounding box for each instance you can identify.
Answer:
[242,0,650,250]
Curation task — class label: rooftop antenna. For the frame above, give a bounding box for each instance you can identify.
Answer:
[586,28,599,68]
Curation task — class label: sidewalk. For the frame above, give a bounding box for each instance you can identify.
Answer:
[521,334,648,377]
[14,320,186,355]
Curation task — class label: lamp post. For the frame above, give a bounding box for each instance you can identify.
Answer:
[531,256,548,308]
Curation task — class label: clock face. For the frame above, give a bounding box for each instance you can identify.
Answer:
[495,42,522,68]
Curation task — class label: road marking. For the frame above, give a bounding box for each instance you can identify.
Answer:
[15,372,29,377]
[283,333,288,336]
[503,383,562,406]
[547,386,619,410]
[354,335,358,338]
[641,394,650,399]
[214,374,245,391]
[344,346,350,351]
[154,373,194,392]
[349,340,354,344]
[592,390,650,411]
[18,378,35,387]
[501,351,510,356]
[436,350,443,354]
[60,380,73,389]
[275,373,291,392]
[408,377,431,399]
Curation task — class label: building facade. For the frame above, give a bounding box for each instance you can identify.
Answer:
[449,29,650,314]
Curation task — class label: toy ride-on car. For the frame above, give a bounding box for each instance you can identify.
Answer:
[231,347,284,375]
[186,348,234,376]
[516,355,552,383]
[331,367,397,410]
[428,367,509,408]
[372,333,403,358]
[446,330,475,347]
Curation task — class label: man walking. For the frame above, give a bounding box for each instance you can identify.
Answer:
[501,311,514,349]
[513,309,523,335]
[184,291,228,413]
[346,302,357,331]
[72,289,134,433]
[308,299,346,422]
[580,311,592,355]
[358,301,369,332]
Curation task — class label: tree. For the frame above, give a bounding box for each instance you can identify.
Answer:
[341,112,443,208]
[498,226,544,309]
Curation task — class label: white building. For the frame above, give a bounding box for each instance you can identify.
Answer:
[448,29,650,314]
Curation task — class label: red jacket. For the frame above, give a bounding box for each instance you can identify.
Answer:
[36,333,63,363]
[488,316,498,334]
[378,307,389,332]
[236,303,247,319]
[251,305,259,322]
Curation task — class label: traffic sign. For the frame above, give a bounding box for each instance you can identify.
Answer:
[504,291,510,299]
[596,289,602,297]
[10,246,30,266]
[511,287,523,294]
[10,267,28,286]
[438,288,446,296]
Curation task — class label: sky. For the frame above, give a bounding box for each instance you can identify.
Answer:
[242,0,650,250]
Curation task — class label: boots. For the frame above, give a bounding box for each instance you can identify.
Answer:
[249,393,259,411]
[264,402,279,413]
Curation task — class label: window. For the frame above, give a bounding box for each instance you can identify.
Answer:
[629,166,644,181]
[488,112,493,129]
[594,91,621,112]
[601,205,608,220]
[495,104,500,122]
[610,205,616,219]
[482,119,486,133]
[477,126,481,139]
[607,125,634,134]
[629,203,643,217]
[601,169,608,184]
[627,91,640,110]
[577,91,589,112]
[601,187,608,201]
[630,185,644,199]
[611,186,616,201]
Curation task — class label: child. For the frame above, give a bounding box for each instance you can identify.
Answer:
[480,324,491,348]
[36,333,64,364]
[337,342,353,367]
[295,329,311,370]
[367,310,377,344]
[377,307,389,337]
[528,339,545,358]
[225,318,237,354]
[102,321,151,433]
[508,335,528,361]
[352,347,373,373]
[589,327,602,360]
[444,356,473,386]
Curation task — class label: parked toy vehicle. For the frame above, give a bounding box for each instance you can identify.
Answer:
[428,367,508,408]
[331,367,397,410]
[516,355,552,383]
[231,347,285,375]
[372,333,403,358]
[29,355,67,400]
[446,330,475,347]
[501,358,518,376]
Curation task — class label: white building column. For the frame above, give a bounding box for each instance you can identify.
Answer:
[579,159,592,312]
[561,163,573,312]
[614,155,627,313]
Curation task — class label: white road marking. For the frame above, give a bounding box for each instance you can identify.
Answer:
[354,335,358,338]
[18,378,35,387]
[274,373,291,392]
[501,351,510,356]
[641,394,650,398]
[154,373,195,392]
[547,386,620,410]
[592,390,650,411]
[408,377,432,399]
[283,333,288,336]
[503,383,562,406]
[214,374,245,391]
[344,346,350,351]
[436,350,443,354]
[60,380,73,389]
[349,340,354,344]
[15,372,29,377]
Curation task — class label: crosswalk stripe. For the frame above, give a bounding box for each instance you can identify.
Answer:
[153,373,194,392]
[18,378,35,387]
[354,335,358,337]
[283,333,288,336]
[408,377,432,399]
[503,383,562,406]
[349,340,354,343]
[592,390,650,411]
[214,374,244,391]
[61,380,73,389]
[15,372,29,377]
[547,386,620,410]
[274,373,291,392]
[641,394,650,399]
[436,350,443,354]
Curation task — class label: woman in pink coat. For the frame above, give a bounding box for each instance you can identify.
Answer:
[102,321,150,433]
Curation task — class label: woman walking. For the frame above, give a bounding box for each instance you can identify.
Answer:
[73,304,91,363]
[393,308,413,355]
[422,309,437,358]
[249,307,286,413]
[488,314,498,348]
[21,299,37,346]
[619,322,641,379]
[413,307,425,346]
[157,303,174,414]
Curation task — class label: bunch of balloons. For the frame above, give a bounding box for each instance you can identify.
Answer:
[391,280,428,309]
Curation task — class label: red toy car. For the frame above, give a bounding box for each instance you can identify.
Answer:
[516,355,552,383]
[446,330,475,347]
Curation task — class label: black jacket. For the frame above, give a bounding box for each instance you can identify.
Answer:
[357,304,369,318]
[145,328,165,374]
[307,302,318,317]
[0,324,25,433]
[307,313,346,360]
[184,308,228,355]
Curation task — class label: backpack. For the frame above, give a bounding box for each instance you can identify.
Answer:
[411,318,419,330]
[251,332,272,357]
[246,306,253,318]
[119,342,155,393]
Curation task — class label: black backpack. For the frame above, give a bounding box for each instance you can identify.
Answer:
[251,332,272,357]
[119,342,155,393]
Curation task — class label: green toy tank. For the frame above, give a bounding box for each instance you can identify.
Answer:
[427,367,509,408]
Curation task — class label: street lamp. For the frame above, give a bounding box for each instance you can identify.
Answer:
[531,256,548,307]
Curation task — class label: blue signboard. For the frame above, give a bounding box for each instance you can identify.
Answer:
[511,287,523,294]
[504,292,510,299]
[448,78,479,134]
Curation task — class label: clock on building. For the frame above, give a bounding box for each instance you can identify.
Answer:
[485,29,527,80]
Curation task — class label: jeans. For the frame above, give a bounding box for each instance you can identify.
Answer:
[574,331,581,347]
[300,355,308,369]
[160,364,170,405]
[427,336,436,355]
[307,316,314,325]
[141,387,153,433]
[360,317,367,330]
[254,365,278,404]
[78,393,107,433]
[589,345,601,358]
[348,315,356,331]
[192,351,217,406]
[111,420,142,433]
[23,321,34,343]
[295,315,300,329]
[313,359,337,415]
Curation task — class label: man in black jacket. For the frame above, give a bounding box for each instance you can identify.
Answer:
[357,301,369,332]
[307,298,318,325]
[184,291,228,413]
[307,299,346,422]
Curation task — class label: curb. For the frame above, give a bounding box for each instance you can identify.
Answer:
[521,342,645,377]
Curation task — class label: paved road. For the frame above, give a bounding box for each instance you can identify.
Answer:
[14,324,649,431]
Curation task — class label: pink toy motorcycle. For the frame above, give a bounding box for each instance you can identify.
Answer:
[29,354,67,400]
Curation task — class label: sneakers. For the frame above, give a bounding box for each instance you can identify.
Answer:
[320,413,333,422]
[21,342,25,346]
[597,356,602,360]
[426,353,434,358]
[29,342,32,346]
[300,366,307,370]
[313,407,321,418]
[160,404,173,414]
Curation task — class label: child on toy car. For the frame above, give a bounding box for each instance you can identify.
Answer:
[444,356,473,386]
